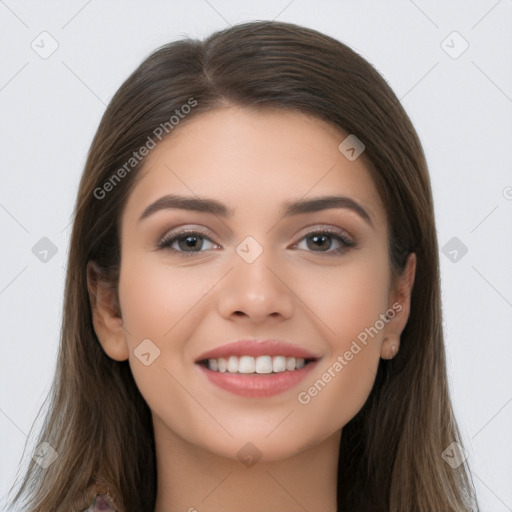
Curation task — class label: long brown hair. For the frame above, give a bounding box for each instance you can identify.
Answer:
[5,20,478,512]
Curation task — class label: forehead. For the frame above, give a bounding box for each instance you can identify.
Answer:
[122,106,385,228]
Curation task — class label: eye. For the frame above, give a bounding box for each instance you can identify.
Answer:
[158,229,219,255]
[157,226,356,256]
[293,227,356,255]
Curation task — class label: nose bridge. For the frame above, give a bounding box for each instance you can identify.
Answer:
[216,234,294,322]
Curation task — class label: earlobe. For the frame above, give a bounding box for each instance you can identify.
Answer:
[86,261,129,362]
[380,253,416,360]
[380,335,400,359]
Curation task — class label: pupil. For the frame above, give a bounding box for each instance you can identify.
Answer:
[309,235,330,251]
[180,235,201,251]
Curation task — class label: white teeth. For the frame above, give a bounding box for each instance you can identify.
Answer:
[238,356,255,373]
[217,357,227,373]
[272,355,287,372]
[227,355,238,373]
[206,355,310,373]
[255,355,272,374]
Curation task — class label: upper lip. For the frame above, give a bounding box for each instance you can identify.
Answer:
[194,339,321,362]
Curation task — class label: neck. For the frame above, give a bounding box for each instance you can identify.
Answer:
[152,415,341,512]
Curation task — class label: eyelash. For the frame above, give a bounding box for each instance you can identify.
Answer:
[157,226,356,257]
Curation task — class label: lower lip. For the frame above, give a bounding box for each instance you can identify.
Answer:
[196,361,318,398]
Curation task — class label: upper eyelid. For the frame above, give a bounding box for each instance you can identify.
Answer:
[158,224,355,248]
[294,223,354,240]
[158,226,218,244]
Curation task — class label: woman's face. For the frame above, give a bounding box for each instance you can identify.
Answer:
[96,106,413,462]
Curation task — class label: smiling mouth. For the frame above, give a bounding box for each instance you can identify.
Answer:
[197,355,317,374]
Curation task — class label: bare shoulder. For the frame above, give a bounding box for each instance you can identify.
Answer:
[82,492,119,511]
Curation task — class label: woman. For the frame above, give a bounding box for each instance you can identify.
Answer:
[6,20,478,512]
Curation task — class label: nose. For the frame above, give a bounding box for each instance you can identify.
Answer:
[216,243,295,324]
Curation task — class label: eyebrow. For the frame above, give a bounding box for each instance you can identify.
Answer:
[138,193,373,227]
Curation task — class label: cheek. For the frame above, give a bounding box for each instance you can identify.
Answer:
[118,255,216,340]
[294,252,391,348]
[117,257,217,442]
[291,253,390,428]
[117,253,224,389]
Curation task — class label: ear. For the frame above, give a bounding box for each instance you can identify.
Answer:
[86,260,129,361]
[380,253,416,360]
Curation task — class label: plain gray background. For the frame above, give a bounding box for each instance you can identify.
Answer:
[1,1,511,510]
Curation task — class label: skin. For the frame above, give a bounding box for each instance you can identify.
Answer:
[89,106,416,512]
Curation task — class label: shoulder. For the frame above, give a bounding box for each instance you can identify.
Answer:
[80,481,120,512]
[83,494,118,511]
